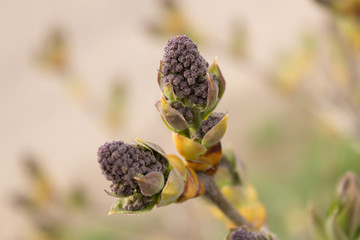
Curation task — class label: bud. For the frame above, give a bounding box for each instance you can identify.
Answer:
[310,172,360,240]
[98,139,204,214]
[333,172,360,239]
[215,148,243,187]
[160,35,210,107]
[195,112,228,148]
[157,35,227,141]
[208,57,226,100]
[227,227,259,240]
[226,227,277,240]
[98,140,169,213]
[156,36,228,175]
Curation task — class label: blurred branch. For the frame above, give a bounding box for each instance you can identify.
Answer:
[198,173,253,228]
[323,18,360,143]
[329,18,360,89]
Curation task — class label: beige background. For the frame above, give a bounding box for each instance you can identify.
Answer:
[0,0,326,239]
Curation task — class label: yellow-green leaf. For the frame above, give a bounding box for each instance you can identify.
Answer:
[172,133,207,160]
[167,154,187,180]
[202,114,228,148]
[157,169,185,207]
[155,96,188,132]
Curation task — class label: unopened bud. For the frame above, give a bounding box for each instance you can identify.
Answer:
[228,227,259,240]
[335,171,360,238]
[98,140,169,212]
[227,227,278,240]
[196,112,228,148]
[160,35,210,107]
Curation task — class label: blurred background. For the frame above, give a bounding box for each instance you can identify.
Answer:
[1,0,360,239]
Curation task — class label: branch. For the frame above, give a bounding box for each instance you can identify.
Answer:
[197,172,253,228]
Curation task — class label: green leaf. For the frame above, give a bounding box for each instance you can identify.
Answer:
[162,83,177,103]
[326,210,348,240]
[135,138,168,161]
[310,205,329,240]
[202,114,228,148]
[336,172,360,238]
[155,97,188,132]
[208,58,226,99]
[167,154,187,180]
[157,60,162,88]
[134,172,164,196]
[157,168,185,207]
[202,74,218,114]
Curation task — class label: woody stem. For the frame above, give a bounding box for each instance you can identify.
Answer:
[197,172,253,228]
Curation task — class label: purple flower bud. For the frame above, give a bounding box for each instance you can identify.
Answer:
[122,194,155,211]
[195,112,226,139]
[97,141,168,210]
[171,102,194,122]
[229,227,260,240]
[160,35,211,107]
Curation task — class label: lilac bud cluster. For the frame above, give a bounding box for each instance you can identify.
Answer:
[171,102,193,122]
[195,112,225,139]
[161,35,210,106]
[122,194,155,211]
[98,141,168,197]
[229,227,260,240]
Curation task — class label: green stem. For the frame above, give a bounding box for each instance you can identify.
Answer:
[188,110,202,138]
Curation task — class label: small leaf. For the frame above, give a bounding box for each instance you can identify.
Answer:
[202,114,228,148]
[172,133,207,160]
[104,189,122,198]
[157,169,185,207]
[310,205,329,240]
[155,96,188,132]
[337,196,360,238]
[185,159,213,172]
[135,138,168,160]
[208,58,226,99]
[167,154,187,180]
[197,142,222,167]
[177,167,204,202]
[157,60,162,88]
[326,210,348,240]
[162,83,177,102]
[159,114,182,133]
[134,172,164,196]
[202,74,218,114]
[336,172,360,238]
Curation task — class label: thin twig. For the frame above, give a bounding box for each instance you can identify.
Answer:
[326,18,360,142]
[197,172,253,228]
